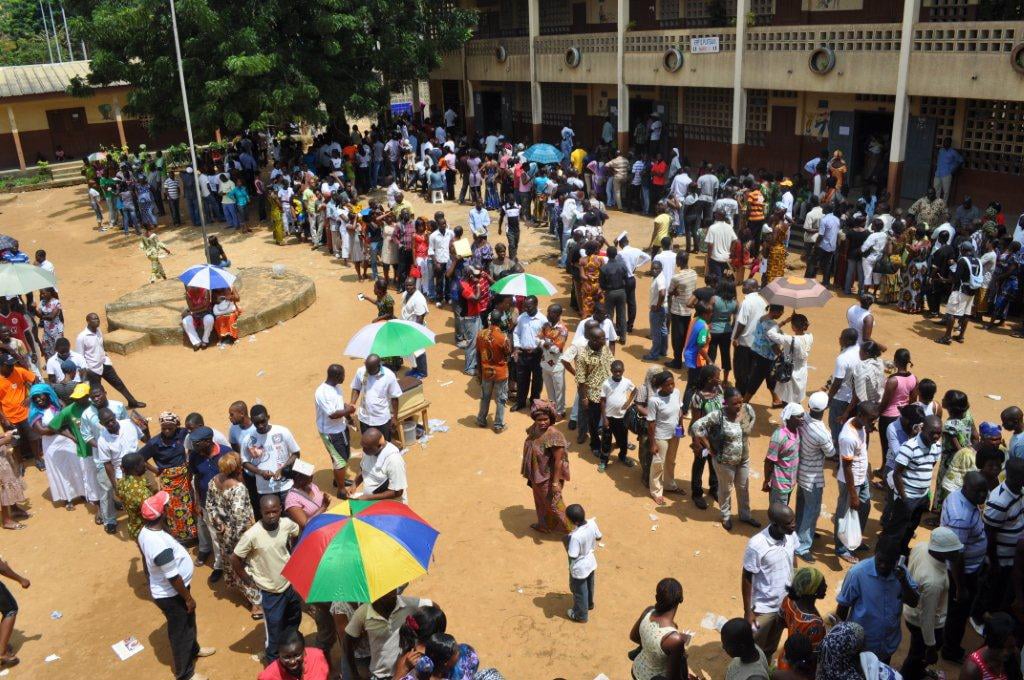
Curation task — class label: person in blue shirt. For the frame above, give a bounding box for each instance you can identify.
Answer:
[835,535,920,663]
[1001,406,1024,459]
[933,137,963,201]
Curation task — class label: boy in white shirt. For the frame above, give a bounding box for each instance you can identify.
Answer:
[565,504,601,623]
[599,360,636,472]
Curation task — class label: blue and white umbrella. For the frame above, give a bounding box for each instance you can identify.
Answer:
[178,264,236,290]
[522,143,563,165]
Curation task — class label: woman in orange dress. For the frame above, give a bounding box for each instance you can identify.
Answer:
[577,241,605,318]
[778,567,827,672]
[828,150,848,198]
[213,287,241,345]
[520,400,572,534]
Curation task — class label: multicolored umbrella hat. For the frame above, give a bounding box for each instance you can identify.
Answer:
[489,273,557,297]
[282,499,440,602]
[761,276,833,309]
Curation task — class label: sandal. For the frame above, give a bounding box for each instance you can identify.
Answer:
[2,523,25,531]
[251,610,265,621]
[0,656,19,668]
[935,337,952,345]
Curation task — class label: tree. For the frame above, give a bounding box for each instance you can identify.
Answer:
[0,0,51,66]
[63,0,475,137]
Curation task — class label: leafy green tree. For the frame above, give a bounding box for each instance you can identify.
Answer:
[64,0,475,137]
[0,0,51,66]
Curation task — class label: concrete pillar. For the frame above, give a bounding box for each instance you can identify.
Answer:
[6,107,25,171]
[411,79,422,122]
[465,78,476,137]
[730,0,749,171]
[616,0,629,151]
[529,0,542,141]
[113,95,127,148]
[887,0,922,200]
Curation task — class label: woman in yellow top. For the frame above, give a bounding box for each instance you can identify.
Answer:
[765,204,792,281]
[268,184,284,245]
[649,201,671,252]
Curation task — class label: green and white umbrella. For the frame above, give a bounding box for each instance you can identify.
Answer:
[489,273,557,297]
[344,320,436,359]
[0,263,57,296]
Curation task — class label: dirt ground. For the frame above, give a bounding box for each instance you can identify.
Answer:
[0,184,1019,680]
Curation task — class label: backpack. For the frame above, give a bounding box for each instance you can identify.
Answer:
[964,256,984,290]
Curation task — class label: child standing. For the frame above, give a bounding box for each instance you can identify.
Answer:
[565,503,601,623]
[139,227,172,282]
[599,360,636,472]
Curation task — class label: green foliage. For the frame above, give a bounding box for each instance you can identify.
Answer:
[64,0,475,137]
[0,0,51,66]
[35,160,52,180]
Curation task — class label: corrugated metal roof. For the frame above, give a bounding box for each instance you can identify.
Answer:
[0,60,108,99]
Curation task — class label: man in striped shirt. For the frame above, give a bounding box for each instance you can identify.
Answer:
[886,416,942,555]
[978,458,1024,621]
[794,392,834,563]
[162,171,182,226]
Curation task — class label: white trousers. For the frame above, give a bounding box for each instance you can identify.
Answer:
[183,314,214,346]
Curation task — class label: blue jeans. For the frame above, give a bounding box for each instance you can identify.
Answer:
[795,484,823,555]
[185,196,200,226]
[477,378,508,428]
[844,259,863,294]
[828,399,850,457]
[460,315,481,374]
[370,160,382,188]
[260,587,303,661]
[121,206,139,234]
[641,184,651,215]
[569,571,595,621]
[834,480,871,556]
[411,352,428,377]
[605,177,616,207]
[369,242,381,280]
[647,307,668,358]
[222,203,241,229]
[203,194,221,222]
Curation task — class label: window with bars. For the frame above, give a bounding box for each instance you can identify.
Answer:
[923,0,973,22]
[681,0,774,26]
[683,87,732,143]
[746,89,768,146]
[919,96,957,149]
[539,0,572,34]
[541,83,573,115]
[425,0,459,40]
[962,99,1024,174]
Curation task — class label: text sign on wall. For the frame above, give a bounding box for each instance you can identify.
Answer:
[690,37,720,54]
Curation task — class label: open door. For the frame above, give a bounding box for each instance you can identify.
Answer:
[828,111,856,178]
[502,86,514,137]
[902,116,938,201]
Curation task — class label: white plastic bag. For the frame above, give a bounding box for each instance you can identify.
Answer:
[837,507,862,551]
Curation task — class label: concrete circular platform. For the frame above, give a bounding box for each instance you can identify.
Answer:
[105,266,317,345]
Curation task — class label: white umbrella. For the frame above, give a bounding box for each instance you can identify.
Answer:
[0,263,57,296]
[344,320,436,358]
[178,264,236,290]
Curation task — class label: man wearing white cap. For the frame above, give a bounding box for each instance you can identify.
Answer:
[137,490,216,680]
[794,392,834,563]
[900,527,963,678]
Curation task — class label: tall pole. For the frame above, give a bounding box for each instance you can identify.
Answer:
[39,1,54,63]
[60,3,74,59]
[169,0,210,262]
[81,40,88,60]
[47,2,63,62]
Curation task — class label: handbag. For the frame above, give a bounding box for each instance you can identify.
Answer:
[771,337,795,384]
[625,403,645,436]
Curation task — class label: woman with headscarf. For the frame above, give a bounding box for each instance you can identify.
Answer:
[816,622,901,680]
[40,382,102,516]
[520,399,571,534]
[138,411,196,541]
[206,451,262,618]
[779,567,827,670]
[29,383,84,511]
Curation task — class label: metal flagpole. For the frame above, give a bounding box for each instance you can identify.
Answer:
[168,0,210,263]
[47,2,63,62]
[38,1,54,63]
[60,3,74,59]
[81,40,88,60]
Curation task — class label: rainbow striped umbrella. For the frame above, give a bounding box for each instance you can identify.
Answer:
[282,499,439,603]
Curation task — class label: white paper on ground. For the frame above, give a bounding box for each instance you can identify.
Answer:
[45,654,61,663]
[112,636,145,661]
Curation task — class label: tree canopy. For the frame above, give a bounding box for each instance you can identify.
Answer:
[64,0,474,137]
[0,0,52,66]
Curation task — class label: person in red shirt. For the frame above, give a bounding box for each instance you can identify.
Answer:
[650,153,668,208]
[0,299,30,351]
[258,629,328,680]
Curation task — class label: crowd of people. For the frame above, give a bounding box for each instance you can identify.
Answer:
[0,108,1020,680]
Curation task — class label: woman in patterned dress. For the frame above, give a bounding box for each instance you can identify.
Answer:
[205,451,263,618]
[779,567,827,671]
[577,241,604,319]
[520,400,572,534]
[138,412,196,542]
[933,389,979,513]
[35,288,63,358]
[897,228,930,314]
[116,452,153,539]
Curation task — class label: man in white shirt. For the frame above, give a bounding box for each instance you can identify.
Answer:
[468,200,491,237]
[512,296,547,411]
[566,504,601,622]
[95,408,143,532]
[780,179,794,219]
[443,107,457,130]
[713,182,740,226]
[653,241,677,291]
[75,312,145,408]
[350,356,402,442]
[240,404,300,499]
[400,279,430,378]
[827,328,862,453]
[348,428,407,503]
[614,233,651,334]
[643,260,669,361]
[742,503,798,657]
[835,401,879,563]
[138,491,216,679]
[669,168,692,201]
[315,364,355,494]
[572,304,619,351]
[731,280,767,395]
[427,216,453,306]
[802,196,823,271]
[704,210,739,279]
[45,336,87,401]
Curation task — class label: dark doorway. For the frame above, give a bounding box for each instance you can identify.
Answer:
[902,116,938,202]
[630,0,657,29]
[573,94,591,148]
[629,97,654,151]
[571,2,587,30]
[441,80,462,124]
[46,107,89,159]
[478,91,504,137]
[852,111,893,192]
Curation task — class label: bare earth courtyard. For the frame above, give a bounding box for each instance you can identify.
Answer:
[0,184,1019,679]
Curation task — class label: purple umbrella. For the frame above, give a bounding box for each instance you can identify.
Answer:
[761,276,833,309]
